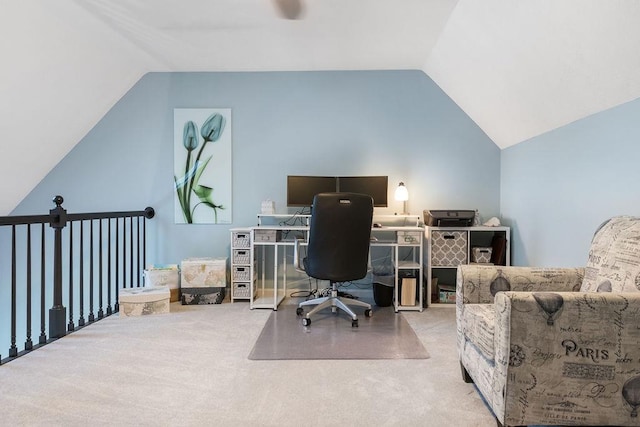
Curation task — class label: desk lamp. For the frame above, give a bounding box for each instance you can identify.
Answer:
[395,182,409,215]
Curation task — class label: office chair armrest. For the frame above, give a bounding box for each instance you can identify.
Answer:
[293,237,308,273]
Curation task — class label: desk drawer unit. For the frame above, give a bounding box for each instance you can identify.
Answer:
[232,231,251,248]
[232,249,251,264]
[232,281,256,299]
[254,229,282,243]
[397,231,421,245]
[431,230,468,266]
[233,265,253,282]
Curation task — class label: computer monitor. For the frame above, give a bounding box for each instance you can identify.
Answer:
[286,176,337,207]
[337,176,388,207]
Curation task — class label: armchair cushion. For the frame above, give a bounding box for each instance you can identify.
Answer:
[459,304,495,361]
[581,216,640,293]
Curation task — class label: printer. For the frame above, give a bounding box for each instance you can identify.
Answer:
[424,210,475,227]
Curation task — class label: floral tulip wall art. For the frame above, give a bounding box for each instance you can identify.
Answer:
[174,109,232,224]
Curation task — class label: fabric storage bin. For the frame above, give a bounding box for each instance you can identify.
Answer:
[471,247,493,264]
[119,287,170,316]
[431,230,468,266]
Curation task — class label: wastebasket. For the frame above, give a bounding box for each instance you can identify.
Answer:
[373,274,394,307]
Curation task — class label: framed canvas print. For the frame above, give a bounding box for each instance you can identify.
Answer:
[174,108,232,224]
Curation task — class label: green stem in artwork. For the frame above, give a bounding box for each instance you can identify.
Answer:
[192,202,220,224]
[181,120,199,224]
[186,140,210,220]
[183,151,193,222]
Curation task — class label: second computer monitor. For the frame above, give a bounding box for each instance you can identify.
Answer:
[337,176,388,207]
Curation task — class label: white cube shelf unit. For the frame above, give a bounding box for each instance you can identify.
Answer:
[425,226,510,305]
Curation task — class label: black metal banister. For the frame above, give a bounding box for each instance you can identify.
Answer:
[65,206,155,221]
[0,215,51,226]
[0,195,155,365]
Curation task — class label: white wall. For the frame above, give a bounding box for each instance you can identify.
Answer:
[501,96,640,267]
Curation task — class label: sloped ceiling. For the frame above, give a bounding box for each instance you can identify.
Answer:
[2,0,639,215]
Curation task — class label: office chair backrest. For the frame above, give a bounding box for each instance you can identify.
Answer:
[305,192,374,282]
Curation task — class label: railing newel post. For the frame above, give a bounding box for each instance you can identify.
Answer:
[48,195,67,339]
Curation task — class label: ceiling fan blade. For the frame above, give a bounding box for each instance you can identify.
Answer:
[273,0,304,20]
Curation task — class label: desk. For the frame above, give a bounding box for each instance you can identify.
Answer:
[231,219,423,312]
[252,225,306,309]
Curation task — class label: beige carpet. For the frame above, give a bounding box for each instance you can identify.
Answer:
[0,299,497,426]
[249,303,429,360]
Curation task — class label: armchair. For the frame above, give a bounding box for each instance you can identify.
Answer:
[457,216,640,426]
[294,192,373,327]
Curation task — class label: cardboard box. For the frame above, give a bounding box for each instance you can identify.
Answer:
[119,287,170,316]
[181,257,227,288]
[144,265,180,302]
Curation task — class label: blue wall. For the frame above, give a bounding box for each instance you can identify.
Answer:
[501,97,640,267]
[13,70,500,264]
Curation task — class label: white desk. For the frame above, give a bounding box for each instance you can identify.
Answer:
[240,222,423,312]
[251,226,306,309]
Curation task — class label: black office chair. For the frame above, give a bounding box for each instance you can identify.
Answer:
[294,192,374,327]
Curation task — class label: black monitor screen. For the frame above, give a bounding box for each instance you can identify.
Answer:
[337,176,388,207]
[286,176,337,207]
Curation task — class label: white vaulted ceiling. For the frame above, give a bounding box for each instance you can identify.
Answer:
[2,0,640,214]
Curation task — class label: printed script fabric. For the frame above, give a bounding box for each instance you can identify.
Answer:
[456,216,640,426]
[581,215,640,293]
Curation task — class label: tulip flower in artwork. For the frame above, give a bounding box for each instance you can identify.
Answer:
[174,111,228,224]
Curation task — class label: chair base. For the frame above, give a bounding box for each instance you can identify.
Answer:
[297,282,371,327]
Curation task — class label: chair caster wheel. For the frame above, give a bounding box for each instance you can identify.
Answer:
[364,309,372,317]
[296,307,303,316]
[302,318,311,327]
[352,319,359,327]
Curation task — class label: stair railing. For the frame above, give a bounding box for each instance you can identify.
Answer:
[0,195,155,364]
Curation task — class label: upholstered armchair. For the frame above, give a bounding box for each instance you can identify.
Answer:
[457,216,640,427]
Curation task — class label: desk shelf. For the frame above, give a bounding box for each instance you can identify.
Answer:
[251,287,286,310]
[371,226,424,312]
